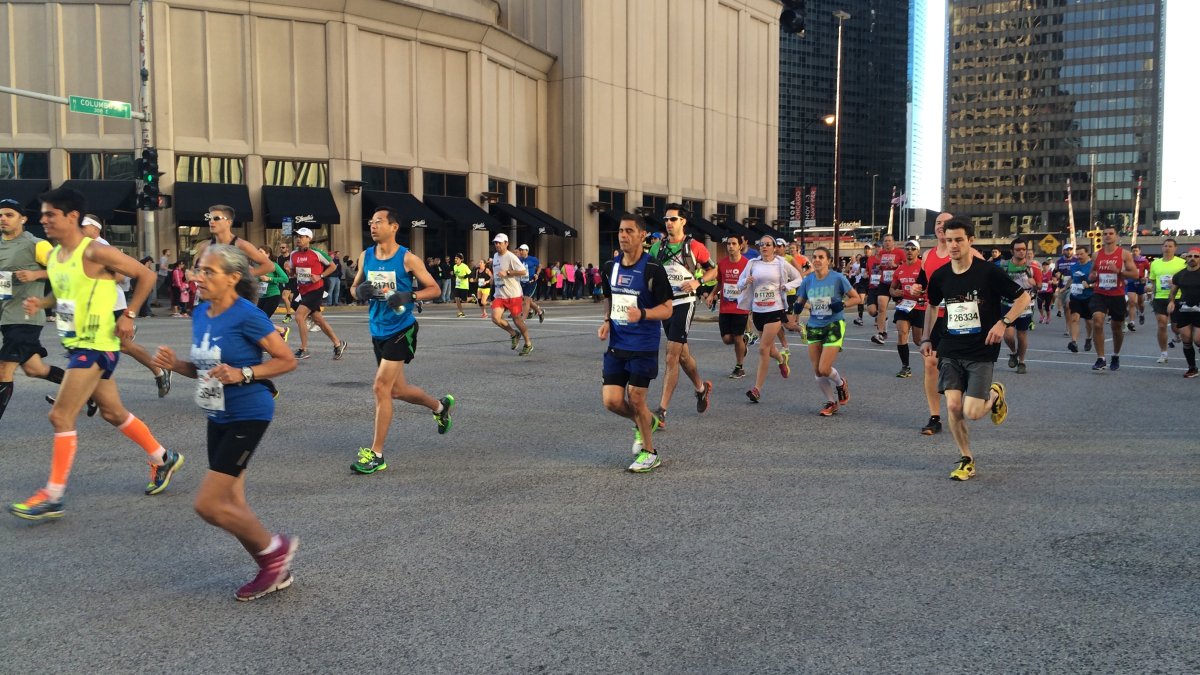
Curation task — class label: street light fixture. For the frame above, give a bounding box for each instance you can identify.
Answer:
[832,9,850,264]
[870,173,879,229]
[799,113,835,253]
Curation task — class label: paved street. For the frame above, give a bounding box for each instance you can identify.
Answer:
[1,301,1197,673]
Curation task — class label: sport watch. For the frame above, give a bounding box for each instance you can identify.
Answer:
[241,366,255,384]
[124,310,137,319]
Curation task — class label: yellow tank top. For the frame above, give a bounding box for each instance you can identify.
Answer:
[46,237,119,351]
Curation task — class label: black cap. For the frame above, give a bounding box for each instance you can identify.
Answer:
[0,198,21,210]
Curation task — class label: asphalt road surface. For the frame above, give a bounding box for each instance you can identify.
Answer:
[1,300,1196,673]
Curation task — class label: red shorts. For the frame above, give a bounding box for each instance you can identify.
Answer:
[492,296,524,315]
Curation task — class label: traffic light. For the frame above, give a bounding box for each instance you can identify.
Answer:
[781,1,806,37]
[137,147,161,210]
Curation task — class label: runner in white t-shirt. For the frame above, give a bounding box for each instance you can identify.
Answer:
[490,233,532,355]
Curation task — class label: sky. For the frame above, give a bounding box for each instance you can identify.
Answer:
[1160,0,1194,222]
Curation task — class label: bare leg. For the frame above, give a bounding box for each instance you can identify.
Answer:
[193,471,272,555]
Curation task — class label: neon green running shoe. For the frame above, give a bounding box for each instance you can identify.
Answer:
[434,395,455,434]
[631,415,662,455]
[352,447,387,474]
[627,450,661,473]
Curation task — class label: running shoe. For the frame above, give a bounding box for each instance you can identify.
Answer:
[45,394,98,417]
[1084,338,1092,352]
[949,456,976,481]
[1169,339,1176,349]
[695,380,713,413]
[818,401,838,416]
[415,301,423,313]
[280,325,291,343]
[1126,321,1135,332]
[457,311,465,318]
[307,317,318,332]
[236,534,298,602]
[510,334,519,350]
[434,395,455,434]
[145,450,184,495]
[652,407,667,432]
[1185,369,1198,379]
[870,333,885,345]
[294,349,311,360]
[333,341,349,360]
[1007,353,1018,369]
[1109,355,1120,371]
[1157,354,1168,364]
[744,331,760,346]
[282,314,293,324]
[729,365,746,379]
[1067,341,1078,353]
[155,369,172,398]
[835,378,850,406]
[1091,357,1105,371]
[1016,362,1027,375]
[537,309,545,323]
[853,318,864,326]
[631,415,661,455]
[746,386,761,403]
[1139,314,1145,325]
[778,351,790,378]
[351,447,387,474]
[920,416,942,435]
[627,450,661,473]
[989,382,1008,425]
[519,343,534,356]
[896,366,912,378]
[9,489,64,521]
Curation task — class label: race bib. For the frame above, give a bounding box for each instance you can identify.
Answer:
[367,270,398,297]
[194,373,226,412]
[55,299,76,338]
[896,298,917,313]
[881,270,894,283]
[869,273,881,286]
[1098,272,1118,290]
[257,281,269,297]
[722,283,740,300]
[946,301,982,335]
[1180,303,1200,314]
[810,296,832,318]
[297,269,314,284]
[753,286,779,308]
[610,293,638,326]
[1070,283,1084,296]
[1159,274,1172,291]
[0,271,12,300]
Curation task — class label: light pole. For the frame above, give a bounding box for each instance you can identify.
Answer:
[870,173,879,230]
[832,9,850,264]
[799,113,836,252]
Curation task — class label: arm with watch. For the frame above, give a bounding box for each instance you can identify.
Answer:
[987,287,1033,345]
[86,240,158,340]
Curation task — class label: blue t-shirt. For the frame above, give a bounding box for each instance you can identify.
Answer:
[190,297,276,423]
[363,245,416,338]
[1069,261,1093,299]
[523,255,540,286]
[601,254,672,353]
[798,271,853,328]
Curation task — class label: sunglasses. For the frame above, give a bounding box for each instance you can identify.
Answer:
[663,216,682,222]
[205,213,230,222]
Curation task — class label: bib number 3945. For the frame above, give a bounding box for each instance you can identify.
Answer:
[0,271,12,300]
[946,301,982,335]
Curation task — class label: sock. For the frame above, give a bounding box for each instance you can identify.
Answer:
[735,362,743,368]
[897,344,910,367]
[46,431,78,499]
[816,375,836,402]
[434,401,444,414]
[257,534,281,557]
[1185,344,1197,370]
[45,366,65,384]
[116,414,167,465]
[929,414,941,421]
[857,306,864,318]
[0,381,12,420]
[828,368,844,387]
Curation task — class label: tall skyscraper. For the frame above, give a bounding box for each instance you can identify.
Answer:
[945,0,1165,237]
[779,1,910,238]
[907,0,947,215]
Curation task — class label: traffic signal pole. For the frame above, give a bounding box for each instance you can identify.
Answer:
[137,0,158,262]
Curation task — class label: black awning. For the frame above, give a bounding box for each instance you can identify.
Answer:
[363,191,444,229]
[721,219,757,240]
[643,212,666,232]
[750,222,788,241]
[261,185,340,227]
[424,195,502,233]
[0,179,50,212]
[686,216,725,241]
[173,182,253,224]
[520,206,578,238]
[598,210,622,231]
[489,202,544,232]
[59,180,137,220]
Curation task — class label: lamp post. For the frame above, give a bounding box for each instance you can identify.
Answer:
[870,173,879,230]
[832,9,851,264]
[799,113,836,252]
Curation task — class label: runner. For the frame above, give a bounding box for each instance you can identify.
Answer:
[1066,246,1094,353]
[1036,259,1056,324]
[1087,225,1138,371]
[709,235,750,378]
[490,233,533,355]
[852,245,871,326]
[349,206,455,474]
[1167,247,1200,378]
[80,215,172,397]
[598,214,674,473]
[1126,244,1150,331]
[1054,244,1076,329]
[737,236,803,403]
[474,258,493,318]
[516,244,545,323]
[150,244,298,600]
[920,218,1029,481]
[889,238,927,378]
[1000,237,1042,374]
[10,187,182,521]
[0,197,62,422]
[255,246,291,342]
[795,246,860,416]
[866,235,902,345]
[648,204,716,428]
[193,205,274,278]
[287,227,348,361]
[1150,238,1186,362]
[451,253,471,318]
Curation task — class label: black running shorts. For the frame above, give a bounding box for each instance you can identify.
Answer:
[718,313,749,338]
[207,418,270,477]
[0,324,48,364]
[1088,294,1126,322]
[372,323,419,364]
[661,302,696,344]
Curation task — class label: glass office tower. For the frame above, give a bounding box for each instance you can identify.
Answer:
[945,0,1165,237]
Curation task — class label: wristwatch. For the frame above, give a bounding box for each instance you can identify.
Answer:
[241,366,255,384]
[1001,317,1013,327]
[124,310,137,319]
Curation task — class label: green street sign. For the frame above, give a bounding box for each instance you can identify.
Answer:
[68,95,132,120]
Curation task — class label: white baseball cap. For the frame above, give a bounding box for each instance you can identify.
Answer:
[518,244,529,251]
[905,239,921,249]
[295,227,314,238]
[81,216,102,231]
[493,233,509,243]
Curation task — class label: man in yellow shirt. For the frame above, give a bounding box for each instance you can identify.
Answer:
[452,253,471,318]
